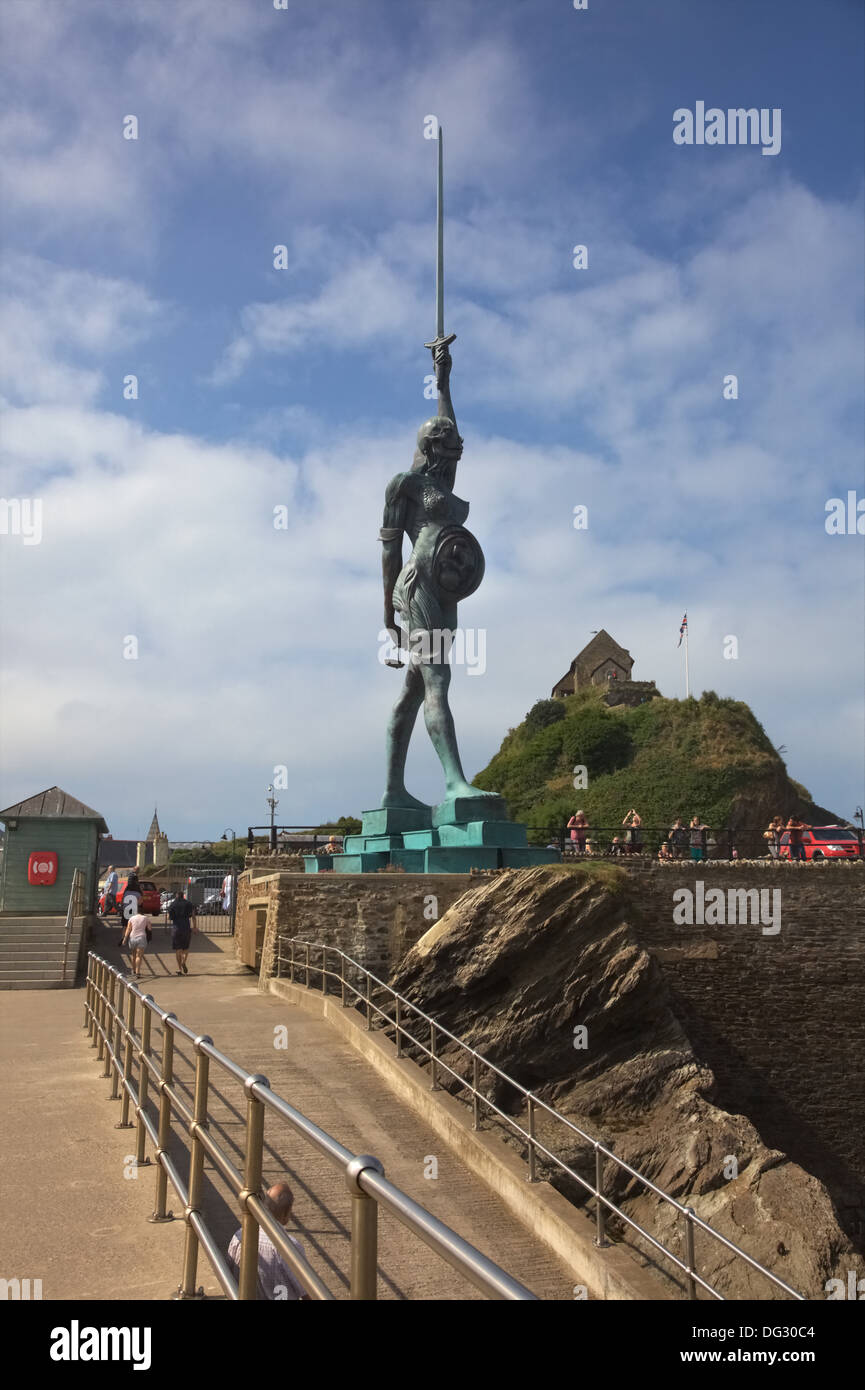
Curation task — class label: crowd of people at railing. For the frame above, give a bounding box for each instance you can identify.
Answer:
[547,811,853,861]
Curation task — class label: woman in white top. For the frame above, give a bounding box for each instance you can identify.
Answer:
[122,911,150,979]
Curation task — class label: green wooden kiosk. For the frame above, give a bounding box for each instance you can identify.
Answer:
[0,786,108,917]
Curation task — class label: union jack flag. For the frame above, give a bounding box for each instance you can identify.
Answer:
[677,613,687,648]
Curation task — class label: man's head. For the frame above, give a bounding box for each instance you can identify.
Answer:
[414,416,463,473]
[266,1182,294,1224]
[175,888,185,899]
[107,865,114,873]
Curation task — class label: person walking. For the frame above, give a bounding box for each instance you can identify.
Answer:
[227,1182,308,1300]
[120,869,142,924]
[167,888,198,975]
[567,811,589,853]
[103,865,119,915]
[786,815,809,862]
[122,909,150,979]
[763,816,784,859]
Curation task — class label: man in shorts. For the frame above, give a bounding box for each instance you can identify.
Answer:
[167,888,198,975]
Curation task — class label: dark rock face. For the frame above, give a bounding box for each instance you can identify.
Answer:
[390,865,857,1299]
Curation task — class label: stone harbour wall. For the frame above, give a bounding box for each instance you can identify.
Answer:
[628,863,865,1238]
[235,869,473,979]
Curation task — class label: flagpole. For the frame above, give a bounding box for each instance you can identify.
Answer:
[684,621,690,698]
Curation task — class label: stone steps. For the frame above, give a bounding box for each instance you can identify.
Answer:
[0,916,85,988]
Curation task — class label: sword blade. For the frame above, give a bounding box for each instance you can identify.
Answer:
[436,128,444,342]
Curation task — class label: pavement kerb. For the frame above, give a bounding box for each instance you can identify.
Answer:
[268,976,671,1301]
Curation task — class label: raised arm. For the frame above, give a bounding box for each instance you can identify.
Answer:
[433,342,456,429]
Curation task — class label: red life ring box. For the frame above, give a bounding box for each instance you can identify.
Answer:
[28,851,58,885]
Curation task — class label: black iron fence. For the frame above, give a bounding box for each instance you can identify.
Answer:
[525,824,865,862]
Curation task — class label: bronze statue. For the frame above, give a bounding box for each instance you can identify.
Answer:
[379,131,502,815]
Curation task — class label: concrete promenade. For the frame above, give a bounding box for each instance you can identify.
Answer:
[0,919,578,1300]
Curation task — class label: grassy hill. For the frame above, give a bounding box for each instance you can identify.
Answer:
[472,687,841,837]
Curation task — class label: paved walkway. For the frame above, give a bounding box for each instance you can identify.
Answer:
[0,920,578,1300]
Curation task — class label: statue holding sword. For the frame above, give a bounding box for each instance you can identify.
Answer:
[378,129,501,814]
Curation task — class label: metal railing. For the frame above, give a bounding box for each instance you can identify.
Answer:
[61,868,87,983]
[83,950,535,1301]
[276,937,806,1303]
[526,824,864,861]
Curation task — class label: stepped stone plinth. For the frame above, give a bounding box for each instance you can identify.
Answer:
[303,798,559,874]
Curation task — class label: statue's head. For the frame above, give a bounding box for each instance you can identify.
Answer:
[413,416,463,476]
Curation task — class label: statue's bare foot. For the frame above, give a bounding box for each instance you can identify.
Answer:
[445,781,502,801]
[381,788,431,811]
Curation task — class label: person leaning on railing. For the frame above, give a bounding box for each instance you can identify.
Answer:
[786,815,810,861]
[668,818,688,859]
[567,811,588,853]
[227,1182,308,1301]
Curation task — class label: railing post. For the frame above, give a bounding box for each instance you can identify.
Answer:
[365,973,371,1030]
[238,1074,269,1300]
[346,1155,384,1300]
[101,970,116,1079]
[116,987,136,1128]
[684,1207,697,1299]
[429,1022,439,1090]
[289,938,295,984]
[149,1016,176,1222]
[136,1000,153,1167]
[110,976,124,1098]
[177,1035,213,1299]
[83,954,92,1031]
[594,1144,609,1248]
[305,941,310,988]
[527,1096,536,1181]
[472,1054,480,1129]
[321,945,327,997]
[95,961,107,1059]
[395,997,402,1057]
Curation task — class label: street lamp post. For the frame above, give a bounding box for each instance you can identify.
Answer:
[266,786,279,852]
[221,828,237,864]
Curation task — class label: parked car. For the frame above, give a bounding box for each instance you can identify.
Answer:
[779,826,861,860]
[99,878,161,915]
[196,891,225,915]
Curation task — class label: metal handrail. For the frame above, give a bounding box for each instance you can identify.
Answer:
[275,937,806,1303]
[83,950,536,1301]
[61,868,86,983]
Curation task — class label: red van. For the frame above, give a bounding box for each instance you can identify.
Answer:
[99,878,162,915]
[779,827,861,860]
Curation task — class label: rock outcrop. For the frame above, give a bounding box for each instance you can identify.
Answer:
[390,865,856,1299]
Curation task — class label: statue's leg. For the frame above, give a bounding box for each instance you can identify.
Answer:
[420,658,499,801]
[381,662,428,809]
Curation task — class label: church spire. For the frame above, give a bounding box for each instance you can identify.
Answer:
[146,807,161,842]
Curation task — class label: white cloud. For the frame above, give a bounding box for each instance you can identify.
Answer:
[0,255,167,409]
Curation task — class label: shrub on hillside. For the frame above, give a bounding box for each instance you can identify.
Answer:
[523,699,566,736]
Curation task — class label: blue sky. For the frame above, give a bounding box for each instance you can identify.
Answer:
[0,0,863,840]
